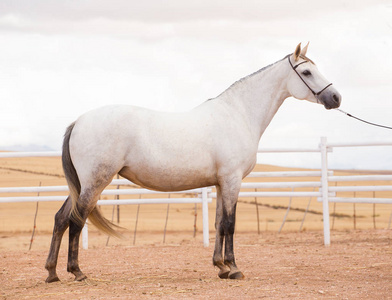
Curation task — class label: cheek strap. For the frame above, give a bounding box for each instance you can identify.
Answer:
[288,55,332,98]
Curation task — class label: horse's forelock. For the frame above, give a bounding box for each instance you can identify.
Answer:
[299,55,315,65]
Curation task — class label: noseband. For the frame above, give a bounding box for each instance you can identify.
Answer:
[288,55,332,102]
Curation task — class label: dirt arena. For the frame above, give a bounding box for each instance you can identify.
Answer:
[1,230,392,299]
[1,156,392,299]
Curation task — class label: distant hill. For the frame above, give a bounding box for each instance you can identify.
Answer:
[0,144,55,152]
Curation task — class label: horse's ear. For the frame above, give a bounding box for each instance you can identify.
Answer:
[301,42,309,56]
[294,43,301,61]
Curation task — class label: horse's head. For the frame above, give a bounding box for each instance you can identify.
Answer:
[287,43,341,110]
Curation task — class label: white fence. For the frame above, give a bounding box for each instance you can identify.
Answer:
[232,138,392,245]
[318,138,392,245]
[250,137,392,245]
[0,167,212,248]
[1,137,392,247]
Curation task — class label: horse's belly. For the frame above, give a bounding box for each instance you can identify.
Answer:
[119,155,217,192]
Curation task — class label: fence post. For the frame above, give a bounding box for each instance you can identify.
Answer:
[82,221,88,249]
[320,137,331,246]
[201,188,209,247]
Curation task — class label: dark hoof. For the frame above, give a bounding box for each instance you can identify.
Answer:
[218,269,230,279]
[45,276,60,283]
[229,271,245,280]
[75,274,87,281]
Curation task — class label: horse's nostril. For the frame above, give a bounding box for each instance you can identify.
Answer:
[333,94,340,103]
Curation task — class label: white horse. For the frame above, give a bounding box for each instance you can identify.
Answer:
[45,43,341,282]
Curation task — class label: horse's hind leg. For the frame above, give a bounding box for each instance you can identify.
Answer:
[67,217,87,281]
[65,191,95,281]
[67,184,110,281]
[45,197,72,283]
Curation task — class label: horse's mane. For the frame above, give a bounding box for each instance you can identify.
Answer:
[209,54,291,101]
[207,53,315,102]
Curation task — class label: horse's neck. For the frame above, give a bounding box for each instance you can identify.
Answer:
[218,59,290,141]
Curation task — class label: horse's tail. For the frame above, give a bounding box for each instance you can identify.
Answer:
[62,122,82,225]
[63,122,122,238]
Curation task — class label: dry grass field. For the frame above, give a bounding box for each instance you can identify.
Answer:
[1,155,392,299]
[0,155,391,248]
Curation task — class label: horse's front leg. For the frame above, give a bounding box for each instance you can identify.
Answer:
[213,186,230,279]
[216,177,245,280]
[222,201,244,279]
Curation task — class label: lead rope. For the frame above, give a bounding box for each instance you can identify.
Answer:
[288,55,391,130]
[335,108,392,130]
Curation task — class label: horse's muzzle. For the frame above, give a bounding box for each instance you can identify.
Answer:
[320,90,341,110]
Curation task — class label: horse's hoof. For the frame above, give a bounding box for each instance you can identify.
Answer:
[229,271,245,280]
[45,276,60,283]
[218,269,230,279]
[75,274,87,281]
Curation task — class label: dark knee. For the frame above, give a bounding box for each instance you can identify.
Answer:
[217,223,225,236]
[222,203,237,234]
[222,209,236,235]
[69,218,84,233]
[54,210,69,230]
[223,218,235,235]
[53,198,71,230]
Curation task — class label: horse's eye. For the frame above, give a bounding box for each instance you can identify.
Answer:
[302,70,311,76]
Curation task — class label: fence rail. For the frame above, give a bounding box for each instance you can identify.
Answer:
[1,137,392,247]
[320,138,392,245]
[0,158,212,247]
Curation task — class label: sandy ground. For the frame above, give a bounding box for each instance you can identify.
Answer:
[1,156,392,299]
[1,230,392,299]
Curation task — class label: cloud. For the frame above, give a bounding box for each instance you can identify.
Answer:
[0,0,349,23]
[0,0,391,170]
[0,0,388,37]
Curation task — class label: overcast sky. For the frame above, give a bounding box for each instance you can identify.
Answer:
[0,0,391,170]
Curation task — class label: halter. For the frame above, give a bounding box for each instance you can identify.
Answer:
[288,55,332,102]
[288,55,392,130]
